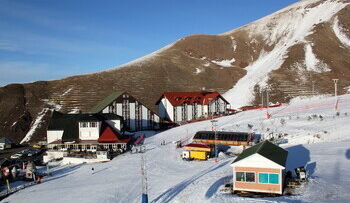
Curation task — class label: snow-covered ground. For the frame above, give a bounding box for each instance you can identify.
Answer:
[4,94,350,202]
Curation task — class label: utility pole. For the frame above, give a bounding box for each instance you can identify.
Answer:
[46,162,50,176]
[141,156,148,203]
[333,79,339,97]
[333,79,339,112]
[211,119,218,163]
[260,89,264,107]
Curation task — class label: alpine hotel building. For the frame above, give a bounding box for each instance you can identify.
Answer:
[156,91,229,123]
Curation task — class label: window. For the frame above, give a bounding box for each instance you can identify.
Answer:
[236,172,245,182]
[259,173,279,184]
[246,172,255,182]
[236,172,255,182]
[269,174,279,184]
[90,122,97,128]
[259,173,269,183]
[80,122,88,128]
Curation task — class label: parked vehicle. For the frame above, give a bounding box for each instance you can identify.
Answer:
[10,153,23,159]
[26,149,39,157]
[32,144,43,149]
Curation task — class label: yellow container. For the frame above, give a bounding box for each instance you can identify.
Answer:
[190,151,208,160]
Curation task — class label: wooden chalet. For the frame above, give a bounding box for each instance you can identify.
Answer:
[90,91,161,131]
[193,131,253,146]
[231,141,288,195]
[156,91,229,123]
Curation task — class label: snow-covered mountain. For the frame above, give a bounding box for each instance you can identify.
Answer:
[3,94,350,202]
[0,0,349,143]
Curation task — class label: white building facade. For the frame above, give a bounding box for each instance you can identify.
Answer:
[46,111,128,152]
[156,91,229,123]
[90,91,160,131]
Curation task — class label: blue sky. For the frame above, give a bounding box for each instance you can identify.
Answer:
[0,0,298,86]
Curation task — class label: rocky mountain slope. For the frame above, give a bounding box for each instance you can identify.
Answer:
[1,0,349,143]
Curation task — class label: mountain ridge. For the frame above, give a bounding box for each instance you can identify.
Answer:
[0,0,349,143]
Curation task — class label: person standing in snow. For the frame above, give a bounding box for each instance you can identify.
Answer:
[91,167,94,174]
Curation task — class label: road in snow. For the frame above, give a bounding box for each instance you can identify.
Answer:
[3,94,350,202]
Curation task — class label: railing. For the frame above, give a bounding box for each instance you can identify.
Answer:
[0,181,37,200]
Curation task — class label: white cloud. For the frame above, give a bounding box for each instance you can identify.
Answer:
[0,40,18,51]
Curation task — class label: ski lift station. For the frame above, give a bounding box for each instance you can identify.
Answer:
[192,131,254,146]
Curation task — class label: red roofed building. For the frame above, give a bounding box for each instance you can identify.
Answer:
[156,91,229,122]
[98,124,131,144]
[44,111,131,163]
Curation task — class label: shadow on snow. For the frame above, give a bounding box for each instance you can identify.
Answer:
[285,145,316,177]
[205,175,232,199]
[151,160,231,203]
[44,163,85,183]
[346,149,350,159]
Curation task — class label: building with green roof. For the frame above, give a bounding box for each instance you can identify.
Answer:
[89,91,161,131]
[230,140,288,195]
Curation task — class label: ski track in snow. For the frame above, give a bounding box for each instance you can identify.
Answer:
[4,94,350,203]
[223,0,348,108]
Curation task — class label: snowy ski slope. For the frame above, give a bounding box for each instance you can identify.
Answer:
[223,0,349,108]
[3,94,350,202]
